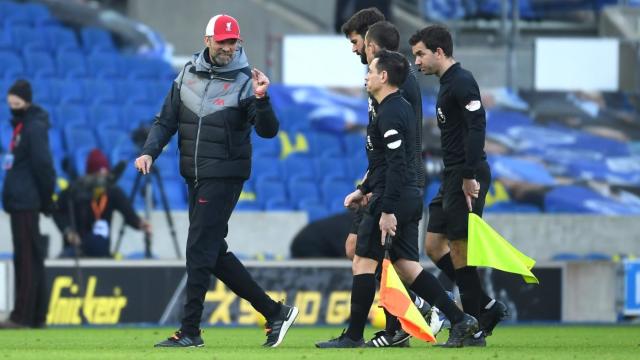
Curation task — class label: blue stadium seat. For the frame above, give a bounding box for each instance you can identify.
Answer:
[56,104,87,125]
[264,197,293,211]
[45,26,79,50]
[282,154,314,179]
[343,132,366,155]
[0,121,12,152]
[73,146,97,175]
[287,179,320,203]
[347,155,368,180]
[10,25,45,48]
[127,58,175,81]
[110,140,138,164]
[48,127,63,154]
[297,199,329,221]
[146,80,172,103]
[314,157,347,181]
[252,132,281,158]
[0,51,24,79]
[321,179,353,206]
[122,104,157,130]
[31,80,54,105]
[96,128,129,150]
[63,123,97,152]
[24,3,52,23]
[80,27,116,51]
[328,197,347,215]
[251,156,282,180]
[236,201,262,211]
[0,1,21,26]
[86,52,121,78]
[117,80,150,105]
[84,79,118,105]
[307,131,344,157]
[255,178,287,205]
[55,50,86,77]
[89,104,121,125]
[24,51,55,77]
[54,80,85,104]
[153,154,181,181]
[0,30,12,51]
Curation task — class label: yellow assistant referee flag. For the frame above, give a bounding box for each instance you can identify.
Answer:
[467,213,539,284]
[379,258,436,343]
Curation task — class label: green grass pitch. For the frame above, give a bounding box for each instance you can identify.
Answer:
[1,325,638,359]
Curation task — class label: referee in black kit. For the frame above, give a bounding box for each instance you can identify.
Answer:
[316,50,478,349]
[410,25,508,346]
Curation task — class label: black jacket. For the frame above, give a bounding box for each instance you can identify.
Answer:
[2,105,56,213]
[142,47,279,181]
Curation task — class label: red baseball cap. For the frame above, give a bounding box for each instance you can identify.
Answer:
[205,14,241,41]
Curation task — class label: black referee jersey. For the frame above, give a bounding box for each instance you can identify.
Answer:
[435,62,487,179]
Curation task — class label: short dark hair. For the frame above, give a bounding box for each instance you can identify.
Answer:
[365,21,399,51]
[373,50,409,87]
[408,25,453,57]
[341,7,385,38]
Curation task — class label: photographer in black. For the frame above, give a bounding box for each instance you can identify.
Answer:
[54,149,151,258]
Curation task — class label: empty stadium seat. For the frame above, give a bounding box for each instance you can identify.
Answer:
[282,154,314,179]
[80,27,116,51]
[56,104,87,125]
[321,179,353,206]
[287,179,320,203]
[251,155,282,181]
[97,128,129,150]
[255,178,287,205]
[55,50,87,77]
[314,157,347,181]
[297,199,329,221]
[84,79,118,105]
[24,51,55,78]
[64,124,97,152]
[0,51,24,79]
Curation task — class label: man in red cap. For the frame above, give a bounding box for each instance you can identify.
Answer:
[53,149,151,258]
[135,14,297,348]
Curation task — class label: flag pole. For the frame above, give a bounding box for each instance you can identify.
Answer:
[384,234,393,258]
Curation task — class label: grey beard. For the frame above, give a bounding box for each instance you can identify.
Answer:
[212,54,232,66]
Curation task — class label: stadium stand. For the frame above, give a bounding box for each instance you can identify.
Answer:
[1,0,639,220]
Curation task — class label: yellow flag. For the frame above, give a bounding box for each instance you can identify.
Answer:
[468,213,539,284]
[380,259,436,343]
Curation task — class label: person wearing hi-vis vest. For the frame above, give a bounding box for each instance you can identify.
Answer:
[1,79,56,329]
[53,149,151,258]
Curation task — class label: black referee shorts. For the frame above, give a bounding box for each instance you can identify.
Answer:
[427,161,491,240]
[349,208,363,235]
[355,187,423,262]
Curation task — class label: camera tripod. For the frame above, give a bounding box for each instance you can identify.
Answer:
[113,166,182,259]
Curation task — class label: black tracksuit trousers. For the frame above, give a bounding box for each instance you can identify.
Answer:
[10,211,48,327]
[180,178,278,336]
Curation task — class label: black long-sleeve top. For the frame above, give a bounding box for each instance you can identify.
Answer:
[436,63,487,179]
[361,91,418,214]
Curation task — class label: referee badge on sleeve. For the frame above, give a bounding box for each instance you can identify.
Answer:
[465,100,482,112]
[384,129,402,149]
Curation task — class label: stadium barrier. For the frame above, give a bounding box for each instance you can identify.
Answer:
[2,260,567,326]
